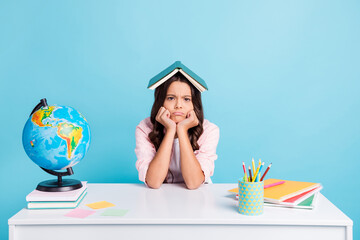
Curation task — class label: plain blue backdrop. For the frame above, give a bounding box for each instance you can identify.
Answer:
[1,1,359,239]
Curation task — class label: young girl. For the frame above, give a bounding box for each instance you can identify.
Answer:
[135,73,219,189]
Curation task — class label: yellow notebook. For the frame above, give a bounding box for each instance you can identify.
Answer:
[263,179,321,203]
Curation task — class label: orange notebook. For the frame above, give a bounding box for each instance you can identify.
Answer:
[263,179,321,203]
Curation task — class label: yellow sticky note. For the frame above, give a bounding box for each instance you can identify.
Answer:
[228,187,238,193]
[86,201,115,210]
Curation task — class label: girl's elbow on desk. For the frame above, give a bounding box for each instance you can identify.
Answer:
[145,179,162,189]
[184,180,202,190]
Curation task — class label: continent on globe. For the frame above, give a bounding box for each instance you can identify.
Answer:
[31,106,56,127]
[57,122,83,159]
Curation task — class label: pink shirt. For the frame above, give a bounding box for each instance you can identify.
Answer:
[135,117,220,184]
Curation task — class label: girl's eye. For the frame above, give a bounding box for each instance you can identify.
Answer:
[185,98,191,102]
[167,97,174,101]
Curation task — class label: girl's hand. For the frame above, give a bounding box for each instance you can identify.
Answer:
[155,107,176,131]
[177,110,199,132]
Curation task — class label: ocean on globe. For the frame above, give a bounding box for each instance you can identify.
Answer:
[22,105,91,170]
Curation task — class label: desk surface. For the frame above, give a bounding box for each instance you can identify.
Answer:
[9,183,352,227]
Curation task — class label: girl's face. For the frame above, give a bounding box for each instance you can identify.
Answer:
[163,81,194,123]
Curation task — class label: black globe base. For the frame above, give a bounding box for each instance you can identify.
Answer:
[36,167,82,192]
[36,179,83,192]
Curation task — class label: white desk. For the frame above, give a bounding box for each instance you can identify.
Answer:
[9,184,353,240]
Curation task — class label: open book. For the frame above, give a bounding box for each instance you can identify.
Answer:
[147,61,208,92]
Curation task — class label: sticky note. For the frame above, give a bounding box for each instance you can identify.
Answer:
[86,201,115,209]
[65,208,96,218]
[101,209,128,216]
[228,188,238,193]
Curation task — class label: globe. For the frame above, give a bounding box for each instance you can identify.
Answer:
[22,104,91,171]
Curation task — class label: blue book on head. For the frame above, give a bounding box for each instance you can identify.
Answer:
[147,61,208,92]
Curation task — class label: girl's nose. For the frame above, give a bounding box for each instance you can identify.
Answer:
[175,100,182,108]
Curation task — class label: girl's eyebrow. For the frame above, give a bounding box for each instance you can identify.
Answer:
[166,94,192,98]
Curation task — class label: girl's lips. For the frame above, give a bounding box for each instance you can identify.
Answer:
[173,112,184,116]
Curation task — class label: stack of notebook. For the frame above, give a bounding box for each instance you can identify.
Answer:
[262,179,322,209]
[26,181,87,209]
[230,179,322,210]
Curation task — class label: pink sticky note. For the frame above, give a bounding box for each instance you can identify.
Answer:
[65,208,96,219]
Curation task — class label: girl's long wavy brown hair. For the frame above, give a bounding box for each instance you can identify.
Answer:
[149,73,204,151]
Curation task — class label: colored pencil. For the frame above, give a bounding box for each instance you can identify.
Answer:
[264,180,285,189]
[260,163,272,181]
[256,162,265,182]
[252,158,256,176]
[252,159,262,182]
[248,166,252,182]
[242,162,247,182]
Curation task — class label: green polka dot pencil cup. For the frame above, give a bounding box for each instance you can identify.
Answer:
[238,179,264,216]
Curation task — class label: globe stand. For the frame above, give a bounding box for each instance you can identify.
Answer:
[27,99,85,192]
[36,167,83,192]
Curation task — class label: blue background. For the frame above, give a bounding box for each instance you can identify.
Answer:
[1,1,359,239]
